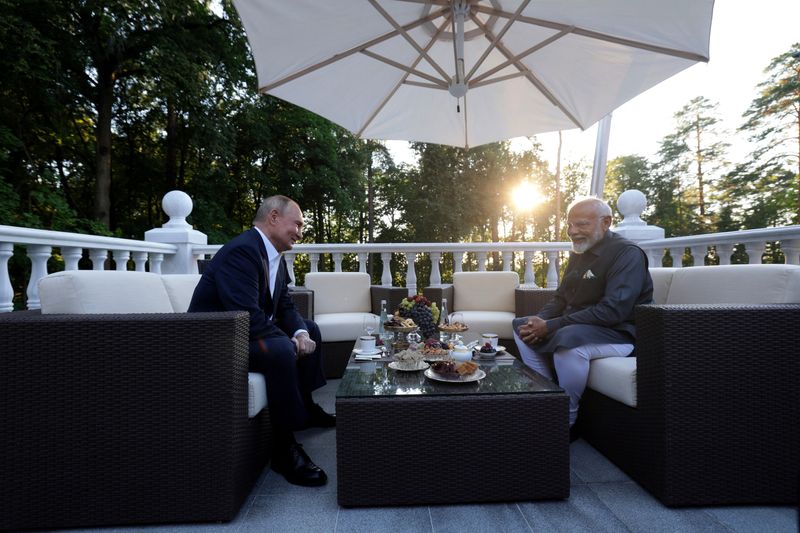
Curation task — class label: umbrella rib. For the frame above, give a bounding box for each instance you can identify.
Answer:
[360,49,448,88]
[473,5,709,62]
[469,71,525,89]
[356,15,452,138]
[367,0,452,84]
[471,14,584,130]
[470,26,573,86]
[465,0,531,83]
[403,80,448,90]
[259,6,449,93]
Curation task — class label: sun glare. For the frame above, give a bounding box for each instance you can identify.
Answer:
[511,182,541,212]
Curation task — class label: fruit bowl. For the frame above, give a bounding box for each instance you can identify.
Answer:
[438,322,468,333]
[475,342,497,359]
[383,324,417,333]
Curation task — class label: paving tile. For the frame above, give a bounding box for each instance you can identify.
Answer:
[238,492,339,532]
[704,506,799,533]
[518,485,629,532]
[336,505,432,533]
[569,440,630,483]
[428,502,532,533]
[589,481,731,532]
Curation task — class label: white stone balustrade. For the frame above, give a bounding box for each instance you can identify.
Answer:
[3,189,800,311]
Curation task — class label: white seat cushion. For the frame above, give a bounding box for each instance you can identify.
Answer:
[649,267,677,305]
[161,274,201,312]
[454,311,516,344]
[304,272,371,314]
[587,357,638,407]
[666,264,800,304]
[248,372,267,418]
[453,271,518,312]
[314,312,380,342]
[38,271,174,314]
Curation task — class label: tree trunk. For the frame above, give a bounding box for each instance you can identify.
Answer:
[555,131,562,240]
[94,68,114,228]
[166,96,179,190]
[695,118,705,222]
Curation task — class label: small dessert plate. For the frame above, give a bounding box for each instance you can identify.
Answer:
[388,361,429,372]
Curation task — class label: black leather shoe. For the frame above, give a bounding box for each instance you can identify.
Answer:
[307,403,336,428]
[271,443,328,487]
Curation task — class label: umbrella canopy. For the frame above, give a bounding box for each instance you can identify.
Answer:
[233,0,714,148]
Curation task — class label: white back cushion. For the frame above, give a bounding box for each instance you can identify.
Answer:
[649,268,678,305]
[304,272,371,314]
[453,271,519,312]
[665,264,800,304]
[39,271,174,314]
[161,274,202,312]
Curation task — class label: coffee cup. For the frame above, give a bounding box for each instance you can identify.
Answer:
[359,335,376,352]
[481,333,499,348]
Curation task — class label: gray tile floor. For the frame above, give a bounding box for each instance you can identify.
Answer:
[54,380,798,533]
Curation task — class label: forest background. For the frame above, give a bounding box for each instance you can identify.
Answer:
[1,0,799,289]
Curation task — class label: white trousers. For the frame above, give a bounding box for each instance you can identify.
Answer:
[513,331,633,426]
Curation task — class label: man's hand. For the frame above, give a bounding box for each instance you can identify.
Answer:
[293,331,316,357]
[518,316,548,345]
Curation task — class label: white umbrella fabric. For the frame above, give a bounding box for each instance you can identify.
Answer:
[233,0,714,149]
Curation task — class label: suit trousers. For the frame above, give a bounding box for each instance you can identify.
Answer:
[248,319,326,430]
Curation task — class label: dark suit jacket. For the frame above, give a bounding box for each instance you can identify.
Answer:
[188,228,305,341]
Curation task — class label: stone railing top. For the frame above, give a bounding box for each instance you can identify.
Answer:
[0,224,176,252]
[196,242,572,254]
[638,225,800,248]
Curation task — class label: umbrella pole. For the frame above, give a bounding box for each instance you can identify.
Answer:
[590,113,613,198]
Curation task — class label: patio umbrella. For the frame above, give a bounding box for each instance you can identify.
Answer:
[232,0,714,149]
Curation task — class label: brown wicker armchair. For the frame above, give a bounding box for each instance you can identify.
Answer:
[0,309,268,531]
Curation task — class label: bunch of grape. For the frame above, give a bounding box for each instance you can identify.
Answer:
[397,295,439,340]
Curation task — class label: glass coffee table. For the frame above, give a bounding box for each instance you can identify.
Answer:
[335,352,570,506]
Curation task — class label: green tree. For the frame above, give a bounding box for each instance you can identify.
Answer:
[738,43,800,223]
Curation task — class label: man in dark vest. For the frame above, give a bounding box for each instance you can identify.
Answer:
[513,197,653,440]
[189,195,334,487]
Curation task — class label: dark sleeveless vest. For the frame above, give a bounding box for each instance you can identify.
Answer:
[557,231,652,333]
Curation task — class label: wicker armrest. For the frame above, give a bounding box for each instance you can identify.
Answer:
[515,287,556,317]
[370,285,409,314]
[0,311,263,529]
[421,284,454,312]
[290,287,314,319]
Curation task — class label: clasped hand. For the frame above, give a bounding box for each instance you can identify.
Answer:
[292,332,316,358]
[518,316,548,344]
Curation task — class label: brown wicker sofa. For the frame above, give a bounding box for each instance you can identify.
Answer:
[579,264,800,506]
[0,271,270,531]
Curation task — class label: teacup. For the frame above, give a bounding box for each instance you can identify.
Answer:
[481,333,499,348]
[359,335,376,352]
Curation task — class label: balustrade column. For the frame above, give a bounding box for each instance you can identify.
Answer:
[502,251,513,272]
[647,249,663,268]
[742,241,762,264]
[782,240,800,265]
[113,250,130,271]
[0,243,13,312]
[476,252,487,271]
[89,249,108,270]
[715,244,732,265]
[26,245,52,310]
[284,253,296,286]
[429,252,442,286]
[357,252,367,274]
[405,252,417,296]
[453,251,465,273]
[149,253,164,274]
[309,253,319,273]
[333,253,343,272]
[380,252,392,287]
[545,251,559,288]
[522,251,537,287]
[690,245,707,266]
[61,247,82,270]
[132,252,148,272]
[669,247,683,268]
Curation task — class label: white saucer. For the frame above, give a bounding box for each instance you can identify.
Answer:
[353,348,382,356]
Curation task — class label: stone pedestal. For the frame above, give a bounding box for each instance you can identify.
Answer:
[144,191,207,274]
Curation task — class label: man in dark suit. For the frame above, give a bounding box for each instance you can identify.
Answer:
[189,195,334,486]
[513,197,653,441]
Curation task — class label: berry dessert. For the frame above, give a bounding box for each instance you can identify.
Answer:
[479,342,496,354]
